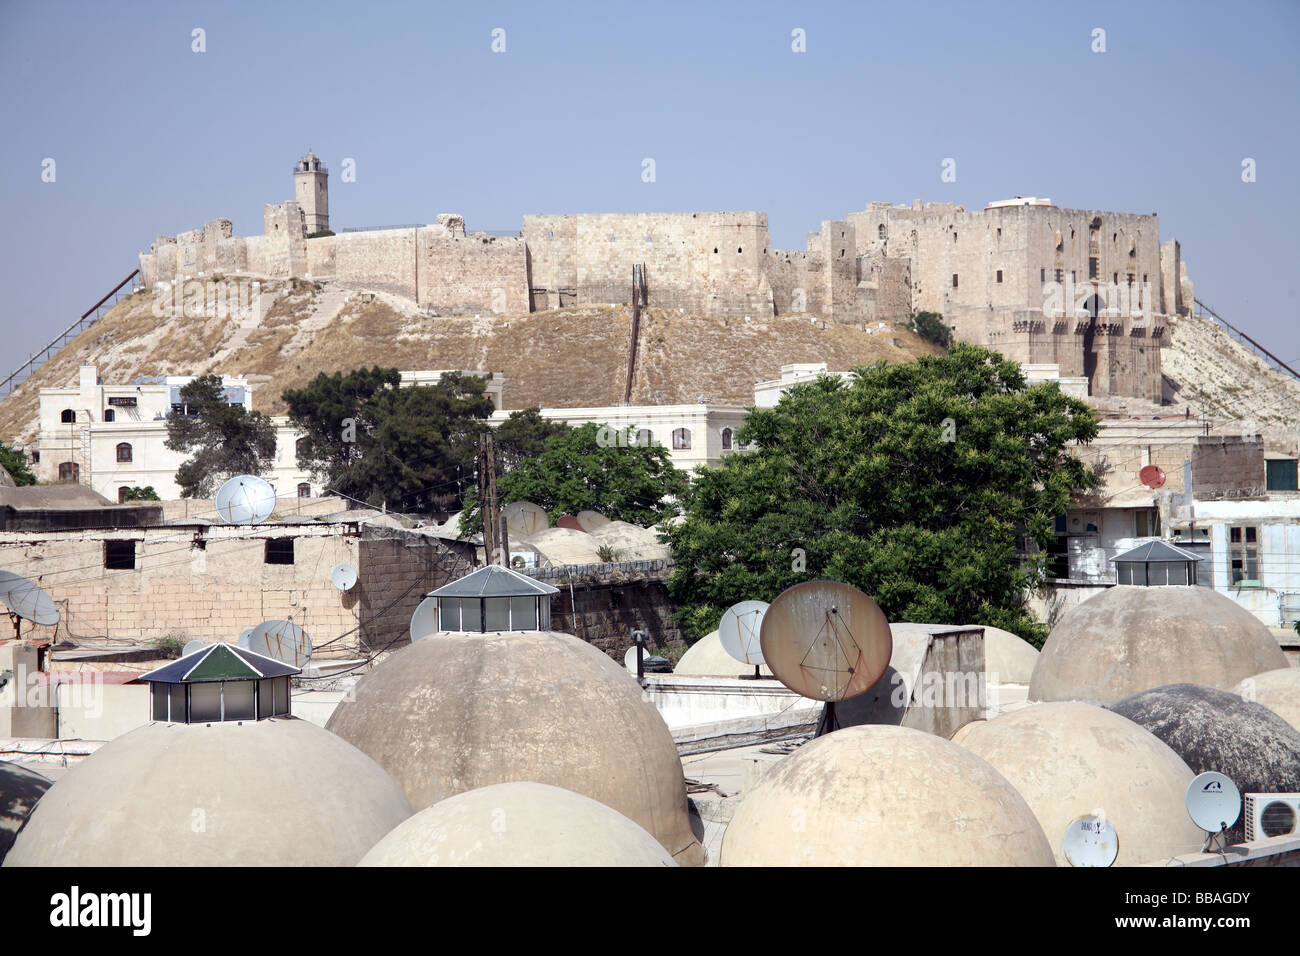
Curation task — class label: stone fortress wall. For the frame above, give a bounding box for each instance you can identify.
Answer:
[138,156,1196,401]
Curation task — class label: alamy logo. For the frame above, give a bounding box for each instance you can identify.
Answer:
[49,886,151,936]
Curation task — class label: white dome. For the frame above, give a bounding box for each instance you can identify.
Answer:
[674,630,773,677]
[1233,668,1300,732]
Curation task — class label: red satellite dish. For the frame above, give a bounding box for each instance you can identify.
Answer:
[1139,465,1166,489]
[555,515,585,532]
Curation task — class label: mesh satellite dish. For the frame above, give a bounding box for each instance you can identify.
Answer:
[409,597,439,642]
[181,639,207,657]
[1062,814,1119,867]
[575,510,612,533]
[718,600,769,675]
[1186,771,1241,848]
[331,563,358,591]
[214,475,277,525]
[246,619,312,668]
[0,570,60,638]
[760,580,892,732]
[503,501,549,538]
[237,627,254,649]
[1139,465,1166,489]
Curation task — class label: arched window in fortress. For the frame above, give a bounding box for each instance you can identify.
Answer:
[721,428,732,450]
[60,409,75,424]
[116,442,133,463]
[878,224,886,240]
[672,428,692,451]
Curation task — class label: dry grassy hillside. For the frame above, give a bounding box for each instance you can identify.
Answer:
[0,279,937,443]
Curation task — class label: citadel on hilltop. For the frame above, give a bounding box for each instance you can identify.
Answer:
[140,152,1196,403]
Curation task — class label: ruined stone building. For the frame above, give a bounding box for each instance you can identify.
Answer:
[139,155,1196,402]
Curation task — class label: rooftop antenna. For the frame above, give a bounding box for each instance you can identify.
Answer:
[331,563,358,591]
[214,475,277,525]
[0,570,60,640]
[246,619,313,668]
[1062,814,1119,867]
[718,600,769,679]
[1186,771,1241,852]
[759,580,892,736]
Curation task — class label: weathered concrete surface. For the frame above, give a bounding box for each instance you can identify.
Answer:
[958,701,1202,866]
[1110,683,1300,845]
[972,624,1040,684]
[1030,586,1288,704]
[4,718,412,866]
[326,630,703,865]
[720,724,1054,866]
[1233,667,1300,733]
[0,759,49,863]
[359,782,676,867]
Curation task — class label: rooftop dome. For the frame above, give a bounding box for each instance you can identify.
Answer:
[1110,683,1300,844]
[720,724,1054,866]
[1030,586,1287,704]
[359,782,676,867]
[0,760,50,863]
[326,630,703,865]
[967,624,1040,684]
[1232,668,1300,733]
[674,630,773,677]
[4,720,412,867]
[958,702,1202,865]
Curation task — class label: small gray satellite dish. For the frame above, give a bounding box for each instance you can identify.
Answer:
[718,600,769,666]
[237,627,255,649]
[214,475,277,525]
[1062,814,1119,867]
[503,500,549,538]
[181,639,207,657]
[1186,771,1241,834]
[331,563,358,591]
[0,570,60,630]
[247,619,312,667]
[409,597,439,642]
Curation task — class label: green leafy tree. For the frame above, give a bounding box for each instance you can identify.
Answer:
[0,441,37,486]
[664,345,1100,647]
[165,375,277,498]
[122,486,161,501]
[911,310,952,349]
[284,367,494,514]
[494,407,570,472]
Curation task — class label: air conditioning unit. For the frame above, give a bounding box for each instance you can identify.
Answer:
[1244,793,1300,841]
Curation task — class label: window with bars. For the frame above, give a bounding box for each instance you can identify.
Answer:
[1229,525,1260,584]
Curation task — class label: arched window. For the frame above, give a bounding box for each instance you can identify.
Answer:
[118,486,130,504]
[295,437,309,459]
[635,429,653,447]
[60,409,75,424]
[103,408,115,422]
[672,428,692,450]
[58,462,79,482]
[721,428,732,450]
[878,224,886,240]
[116,442,133,463]
[297,482,311,498]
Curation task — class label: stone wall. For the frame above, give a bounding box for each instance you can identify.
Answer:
[354,526,476,650]
[1190,435,1266,499]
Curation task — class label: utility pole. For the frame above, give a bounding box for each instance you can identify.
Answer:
[477,432,508,566]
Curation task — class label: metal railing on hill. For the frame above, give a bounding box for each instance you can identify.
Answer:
[0,269,140,400]
[1193,297,1300,382]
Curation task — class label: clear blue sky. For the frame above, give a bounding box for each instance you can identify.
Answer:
[2,0,1297,372]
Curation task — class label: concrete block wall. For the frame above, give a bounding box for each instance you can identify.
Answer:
[355,528,475,650]
[1190,435,1266,498]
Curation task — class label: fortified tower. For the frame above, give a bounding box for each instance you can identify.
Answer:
[293,150,329,235]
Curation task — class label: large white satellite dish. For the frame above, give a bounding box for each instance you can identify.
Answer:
[182,639,207,657]
[1186,771,1241,835]
[409,597,439,642]
[0,570,60,628]
[214,475,277,525]
[237,627,255,649]
[1062,814,1119,867]
[503,500,548,538]
[331,563,358,591]
[718,600,769,667]
[246,619,312,667]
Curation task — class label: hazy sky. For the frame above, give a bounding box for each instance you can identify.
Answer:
[2,0,1297,376]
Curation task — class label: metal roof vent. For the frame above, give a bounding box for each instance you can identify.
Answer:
[140,642,300,724]
[1112,540,1203,587]
[423,564,559,634]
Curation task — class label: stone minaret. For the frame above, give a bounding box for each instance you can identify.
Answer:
[293,150,329,234]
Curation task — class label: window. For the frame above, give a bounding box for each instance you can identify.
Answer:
[103,408,115,422]
[1229,526,1260,584]
[58,461,79,482]
[951,274,959,288]
[671,428,692,450]
[634,428,653,447]
[878,224,886,239]
[104,540,136,570]
[1041,268,1046,282]
[116,442,133,463]
[721,428,732,450]
[297,482,311,498]
[295,437,309,459]
[265,539,295,565]
[952,231,957,242]
[1266,459,1299,491]
[1135,509,1161,537]
[118,486,130,504]
[996,270,1003,283]
[1088,257,1099,280]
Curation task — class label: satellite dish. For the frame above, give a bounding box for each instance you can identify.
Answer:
[1062,814,1119,867]
[503,501,549,537]
[214,475,277,525]
[331,563,358,591]
[623,646,639,673]
[237,627,255,649]
[575,510,612,533]
[718,600,769,667]
[0,570,60,633]
[409,597,439,642]
[1186,771,1241,834]
[181,639,206,657]
[759,580,892,703]
[246,619,312,667]
[555,515,585,532]
[1139,465,1166,489]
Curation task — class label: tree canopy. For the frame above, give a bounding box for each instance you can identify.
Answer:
[911,310,953,349]
[164,375,277,498]
[0,441,37,486]
[664,344,1100,647]
[284,367,495,513]
[493,406,571,473]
